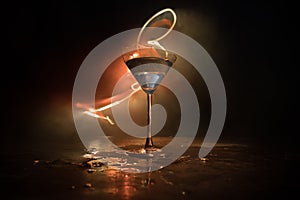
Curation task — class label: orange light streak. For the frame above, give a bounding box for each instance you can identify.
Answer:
[77,8,176,125]
[77,82,141,125]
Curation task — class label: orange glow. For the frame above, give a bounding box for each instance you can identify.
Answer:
[75,51,142,125]
[76,81,140,125]
[105,170,137,199]
[150,19,172,28]
[76,8,177,125]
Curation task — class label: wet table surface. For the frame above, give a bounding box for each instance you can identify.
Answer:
[1,137,298,200]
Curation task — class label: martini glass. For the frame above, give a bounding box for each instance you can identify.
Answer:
[123,44,176,152]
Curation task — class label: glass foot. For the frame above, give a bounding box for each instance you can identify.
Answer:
[144,146,161,154]
[145,137,154,149]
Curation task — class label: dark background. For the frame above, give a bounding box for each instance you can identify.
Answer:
[4,1,293,145]
[2,0,295,176]
[1,0,297,198]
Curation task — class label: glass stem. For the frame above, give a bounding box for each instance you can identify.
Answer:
[145,93,154,148]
